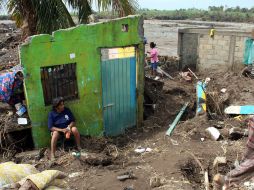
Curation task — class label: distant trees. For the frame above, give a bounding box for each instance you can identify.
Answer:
[135,6,254,22]
[208,6,224,12]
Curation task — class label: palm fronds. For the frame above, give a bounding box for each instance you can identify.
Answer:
[2,0,138,35]
[95,0,138,16]
[65,0,92,24]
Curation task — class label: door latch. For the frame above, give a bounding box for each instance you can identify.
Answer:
[103,103,114,109]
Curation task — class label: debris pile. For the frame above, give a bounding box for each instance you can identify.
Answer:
[0,22,21,71]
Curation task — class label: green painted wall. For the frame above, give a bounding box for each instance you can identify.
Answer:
[20,15,144,148]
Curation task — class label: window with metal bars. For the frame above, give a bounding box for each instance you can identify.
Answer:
[40,63,79,106]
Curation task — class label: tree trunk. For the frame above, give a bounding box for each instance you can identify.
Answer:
[20,0,37,38]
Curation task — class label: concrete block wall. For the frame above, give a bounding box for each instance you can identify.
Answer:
[198,34,231,70]
[178,28,251,71]
[234,36,247,70]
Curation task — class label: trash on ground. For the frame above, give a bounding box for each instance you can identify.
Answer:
[213,157,227,168]
[6,111,13,116]
[150,176,163,188]
[134,147,153,154]
[220,88,227,93]
[170,139,179,146]
[180,71,192,81]
[213,123,224,129]
[0,162,68,189]
[157,66,174,79]
[234,115,243,121]
[123,186,134,190]
[204,171,209,190]
[244,181,254,190]
[225,105,254,115]
[196,81,208,115]
[71,151,81,158]
[117,171,135,181]
[234,159,240,168]
[205,127,221,141]
[68,172,84,178]
[17,118,28,125]
[154,76,160,80]
[16,105,26,116]
[188,68,198,79]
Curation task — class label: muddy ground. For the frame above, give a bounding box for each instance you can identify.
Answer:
[1,19,254,190]
[10,68,249,190]
[144,19,254,56]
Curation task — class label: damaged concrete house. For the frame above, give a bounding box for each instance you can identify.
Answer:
[19,15,145,148]
[178,27,252,71]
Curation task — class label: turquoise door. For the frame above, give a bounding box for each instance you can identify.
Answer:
[101,48,136,136]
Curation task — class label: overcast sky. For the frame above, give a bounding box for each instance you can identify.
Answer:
[137,0,253,10]
[1,0,253,15]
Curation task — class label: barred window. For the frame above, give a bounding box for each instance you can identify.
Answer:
[40,63,79,106]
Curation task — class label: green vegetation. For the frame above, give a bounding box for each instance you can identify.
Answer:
[138,6,254,22]
[0,0,138,36]
[97,6,254,22]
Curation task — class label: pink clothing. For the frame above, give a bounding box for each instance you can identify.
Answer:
[150,48,159,63]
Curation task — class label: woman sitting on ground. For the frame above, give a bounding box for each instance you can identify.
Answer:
[48,97,81,159]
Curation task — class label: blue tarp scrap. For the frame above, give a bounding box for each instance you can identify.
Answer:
[244,38,254,65]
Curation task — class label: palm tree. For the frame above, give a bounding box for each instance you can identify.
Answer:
[0,0,138,36]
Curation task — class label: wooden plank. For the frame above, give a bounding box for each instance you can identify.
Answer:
[205,171,209,190]
[166,102,189,136]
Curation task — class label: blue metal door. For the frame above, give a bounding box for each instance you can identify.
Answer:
[101,47,136,136]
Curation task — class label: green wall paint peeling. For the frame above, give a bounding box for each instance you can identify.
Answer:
[20,15,144,148]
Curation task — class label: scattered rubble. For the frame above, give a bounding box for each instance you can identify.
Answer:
[0,19,253,189]
[0,22,21,71]
[150,176,163,188]
[117,170,136,181]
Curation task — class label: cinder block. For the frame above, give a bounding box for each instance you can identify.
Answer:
[204,44,212,50]
[235,47,240,52]
[199,53,205,59]
[207,55,215,60]
[214,45,223,50]
[222,35,231,40]
[199,44,205,50]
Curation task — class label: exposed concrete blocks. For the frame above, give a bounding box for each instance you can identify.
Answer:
[179,29,251,71]
[198,34,248,71]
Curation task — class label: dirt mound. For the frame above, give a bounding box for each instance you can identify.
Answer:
[0,22,21,70]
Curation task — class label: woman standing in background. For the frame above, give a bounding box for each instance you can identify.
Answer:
[147,42,159,76]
